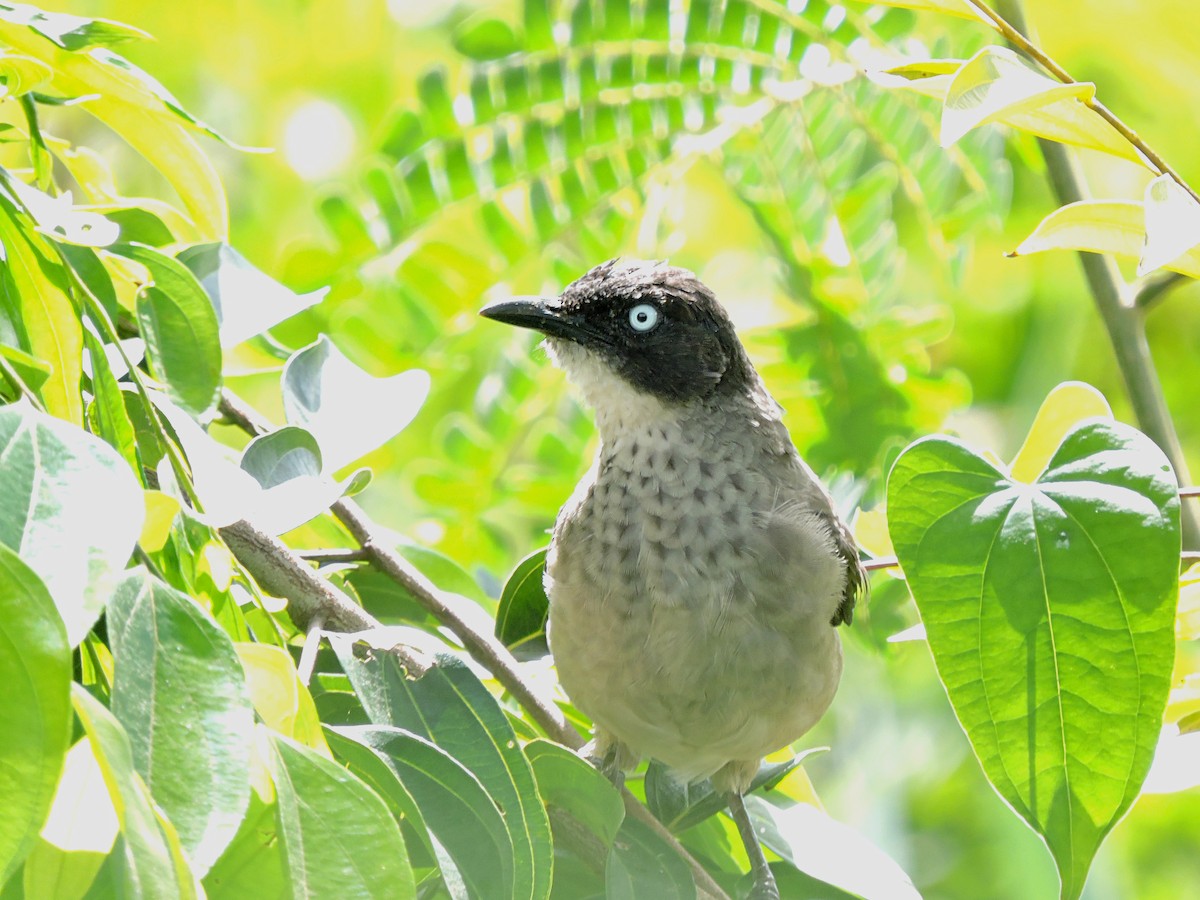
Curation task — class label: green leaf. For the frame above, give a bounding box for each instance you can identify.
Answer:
[525,739,624,849]
[266,731,414,900]
[176,243,327,349]
[330,646,553,900]
[453,17,521,60]
[747,796,920,899]
[71,686,198,899]
[0,185,83,424]
[0,50,51,97]
[0,403,143,645]
[83,329,138,473]
[605,815,695,900]
[330,724,512,900]
[494,547,549,655]
[887,420,1180,899]
[22,737,118,900]
[234,644,330,756]
[112,242,222,417]
[3,174,119,246]
[202,788,286,900]
[0,546,71,887]
[281,335,429,471]
[108,570,254,876]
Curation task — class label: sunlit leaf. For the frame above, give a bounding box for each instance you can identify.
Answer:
[266,731,414,899]
[452,16,520,61]
[0,49,51,97]
[748,796,920,899]
[23,738,118,900]
[0,186,83,423]
[108,570,254,876]
[177,243,328,349]
[0,3,148,50]
[281,335,430,472]
[71,686,199,899]
[851,506,895,560]
[0,403,143,645]
[867,0,985,20]
[3,175,119,246]
[1010,200,1200,279]
[235,643,330,756]
[941,46,1097,148]
[1009,382,1113,484]
[0,546,71,886]
[201,786,287,900]
[1178,564,1200,642]
[1139,174,1200,276]
[138,489,180,553]
[83,330,138,473]
[888,421,1180,899]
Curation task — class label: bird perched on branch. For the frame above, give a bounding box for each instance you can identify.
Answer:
[482,259,864,899]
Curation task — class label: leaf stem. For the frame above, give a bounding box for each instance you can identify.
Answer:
[967,0,1200,205]
[991,0,1200,549]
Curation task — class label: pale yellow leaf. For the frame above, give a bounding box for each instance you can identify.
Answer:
[139,489,180,553]
[1011,199,1200,279]
[868,0,987,22]
[0,21,227,238]
[852,506,895,560]
[0,50,52,97]
[235,643,331,758]
[1009,382,1113,483]
[1177,563,1200,641]
[1139,174,1200,276]
[942,46,1095,147]
[0,201,84,423]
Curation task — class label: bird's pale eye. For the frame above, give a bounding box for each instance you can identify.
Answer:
[627,303,660,332]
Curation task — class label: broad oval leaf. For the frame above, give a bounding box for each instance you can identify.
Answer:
[887,420,1180,899]
[282,335,430,472]
[0,546,72,886]
[235,643,330,756]
[266,731,414,900]
[113,243,222,417]
[108,570,254,876]
[71,686,198,899]
[495,547,549,656]
[1010,200,1200,279]
[1009,382,1112,484]
[0,403,143,645]
[525,739,624,852]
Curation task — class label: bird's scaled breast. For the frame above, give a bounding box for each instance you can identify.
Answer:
[545,415,846,779]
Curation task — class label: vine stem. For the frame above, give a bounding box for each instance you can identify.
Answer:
[966,0,1200,206]
[988,0,1200,548]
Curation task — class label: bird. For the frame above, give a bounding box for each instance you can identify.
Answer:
[481,259,865,899]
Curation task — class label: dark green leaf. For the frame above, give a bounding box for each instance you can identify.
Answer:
[267,732,414,899]
[329,646,552,900]
[108,570,254,876]
[329,726,495,895]
[0,404,143,645]
[494,547,549,656]
[0,546,71,886]
[887,420,1180,900]
[112,242,222,417]
[605,815,695,900]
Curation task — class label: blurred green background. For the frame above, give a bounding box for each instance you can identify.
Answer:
[29,1,1200,896]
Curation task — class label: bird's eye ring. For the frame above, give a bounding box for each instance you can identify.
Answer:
[628,303,660,332]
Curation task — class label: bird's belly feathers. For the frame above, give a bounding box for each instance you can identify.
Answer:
[545,430,846,780]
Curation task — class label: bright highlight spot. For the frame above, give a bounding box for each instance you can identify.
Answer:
[282,100,356,180]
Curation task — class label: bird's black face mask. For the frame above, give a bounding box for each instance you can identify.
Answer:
[480,259,752,404]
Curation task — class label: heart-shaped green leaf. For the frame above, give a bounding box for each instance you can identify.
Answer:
[887,419,1179,899]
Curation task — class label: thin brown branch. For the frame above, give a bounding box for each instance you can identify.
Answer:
[967,0,1200,205]
[1180,487,1200,499]
[864,555,899,572]
[217,389,729,899]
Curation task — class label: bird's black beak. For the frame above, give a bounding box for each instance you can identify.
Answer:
[479,296,597,345]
